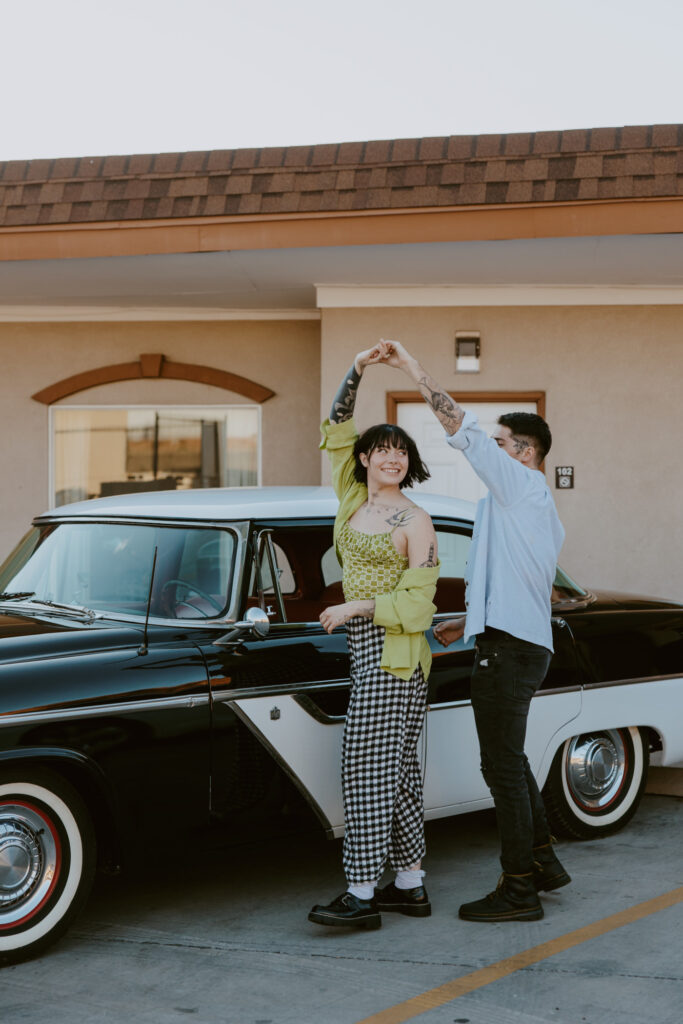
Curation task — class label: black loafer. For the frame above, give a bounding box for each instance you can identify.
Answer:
[308,892,381,930]
[375,882,431,917]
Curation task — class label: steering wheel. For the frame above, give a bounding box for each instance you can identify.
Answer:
[160,578,224,617]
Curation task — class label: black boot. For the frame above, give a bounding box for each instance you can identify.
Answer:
[533,840,571,892]
[308,892,381,929]
[459,872,543,922]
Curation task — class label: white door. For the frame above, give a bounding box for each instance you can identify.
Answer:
[397,400,538,503]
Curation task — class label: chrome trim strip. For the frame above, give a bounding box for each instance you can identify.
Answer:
[0,693,210,728]
[211,678,350,703]
[584,673,683,690]
[212,677,581,707]
[227,700,334,838]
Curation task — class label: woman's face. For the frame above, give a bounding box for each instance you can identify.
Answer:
[360,442,409,487]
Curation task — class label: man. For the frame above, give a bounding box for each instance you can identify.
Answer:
[381,339,570,922]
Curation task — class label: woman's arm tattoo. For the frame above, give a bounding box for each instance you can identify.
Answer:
[416,374,465,434]
[330,363,361,423]
[419,542,437,567]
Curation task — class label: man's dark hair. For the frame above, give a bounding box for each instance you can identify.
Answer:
[353,424,431,489]
[498,412,552,463]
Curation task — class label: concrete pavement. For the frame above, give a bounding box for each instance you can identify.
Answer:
[3,793,682,1024]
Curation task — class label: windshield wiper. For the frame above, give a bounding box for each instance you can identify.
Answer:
[16,597,100,620]
[0,591,35,601]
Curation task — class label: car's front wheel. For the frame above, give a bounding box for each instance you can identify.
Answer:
[0,768,96,963]
[542,726,649,839]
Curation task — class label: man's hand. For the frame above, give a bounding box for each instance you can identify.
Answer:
[433,616,466,647]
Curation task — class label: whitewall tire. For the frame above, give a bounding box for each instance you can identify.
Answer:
[542,727,649,839]
[0,769,96,963]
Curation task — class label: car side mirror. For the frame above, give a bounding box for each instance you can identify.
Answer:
[213,606,271,647]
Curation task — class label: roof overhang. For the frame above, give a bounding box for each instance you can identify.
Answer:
[1,230,682,320]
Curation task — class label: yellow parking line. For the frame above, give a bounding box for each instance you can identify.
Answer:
[357,886,683,1024]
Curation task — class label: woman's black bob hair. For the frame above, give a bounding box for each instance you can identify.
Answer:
[352,423,431,489]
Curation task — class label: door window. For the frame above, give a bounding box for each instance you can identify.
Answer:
[433,526,471,615]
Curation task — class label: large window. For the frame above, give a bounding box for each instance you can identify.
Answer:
[52,406,260,507]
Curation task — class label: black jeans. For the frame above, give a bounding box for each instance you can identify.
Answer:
[471,627,552,875]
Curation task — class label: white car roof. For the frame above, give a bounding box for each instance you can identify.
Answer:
[38,486,475,524]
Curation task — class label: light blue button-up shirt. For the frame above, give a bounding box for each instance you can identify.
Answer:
[447,411,565,652]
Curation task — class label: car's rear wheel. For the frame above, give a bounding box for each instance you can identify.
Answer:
[0,768,96,963]
[543,726,649,839]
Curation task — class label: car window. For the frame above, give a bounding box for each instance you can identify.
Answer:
[272,543,296,594]
[433,526,471,614]
[552,566,588,602]
[321,545,342,587]
[1,522,236,620]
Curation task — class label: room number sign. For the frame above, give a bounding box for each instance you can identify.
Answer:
[555,466,574,489]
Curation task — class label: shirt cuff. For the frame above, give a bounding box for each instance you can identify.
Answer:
[319,416,358,450]
[445,409,479,450]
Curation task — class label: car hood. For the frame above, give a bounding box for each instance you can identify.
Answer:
[583,588,683,611]
[0,608,144,661]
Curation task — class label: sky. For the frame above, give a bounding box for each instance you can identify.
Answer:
[2,0,682,162]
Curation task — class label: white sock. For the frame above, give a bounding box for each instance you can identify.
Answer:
[395,869,425,890]
[347,882,376,900]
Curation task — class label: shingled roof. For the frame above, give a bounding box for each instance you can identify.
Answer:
[1,125,682,228]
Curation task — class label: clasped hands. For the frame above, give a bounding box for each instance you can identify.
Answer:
[433,616,466,647]
[355,338,412,373]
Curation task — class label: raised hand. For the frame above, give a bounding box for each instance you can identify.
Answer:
[377,339,413,369]
[354,343,387,373]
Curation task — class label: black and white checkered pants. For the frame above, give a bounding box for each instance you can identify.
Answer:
[342,616,428,884]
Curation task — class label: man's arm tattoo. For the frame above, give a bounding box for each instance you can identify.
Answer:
[419,542,437,568]
[330,364,361,423]
[416,375,465,434]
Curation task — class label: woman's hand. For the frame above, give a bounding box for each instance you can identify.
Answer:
[354,342,389,374]
[319,602,355,633]
[319,600,374,633]
[433,616,466,647]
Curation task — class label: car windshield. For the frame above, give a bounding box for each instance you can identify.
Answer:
[552,565,588,603]
[0,522,236,620]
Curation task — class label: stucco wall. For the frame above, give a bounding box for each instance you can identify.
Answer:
[0,319,320,556]
[320,306,683,604]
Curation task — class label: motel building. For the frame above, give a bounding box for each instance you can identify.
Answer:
[0,124,682,606]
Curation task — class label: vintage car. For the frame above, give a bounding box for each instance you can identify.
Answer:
[0,486,682,962]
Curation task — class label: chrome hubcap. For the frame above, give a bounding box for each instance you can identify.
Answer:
[566,731,628,810]
[0,805,57,923]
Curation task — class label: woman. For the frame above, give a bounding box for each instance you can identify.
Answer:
[308,342,440,931]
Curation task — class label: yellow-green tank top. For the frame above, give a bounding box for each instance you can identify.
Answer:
[338,519,408,602]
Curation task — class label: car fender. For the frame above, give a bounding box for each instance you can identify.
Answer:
[534,675,683,783]
[0,745,123,871]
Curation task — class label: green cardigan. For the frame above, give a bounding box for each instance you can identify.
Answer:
[320,416,439,680]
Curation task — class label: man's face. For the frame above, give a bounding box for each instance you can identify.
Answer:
[491,424,534,464]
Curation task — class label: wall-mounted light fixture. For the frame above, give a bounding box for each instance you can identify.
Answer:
[455,332,481,373]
